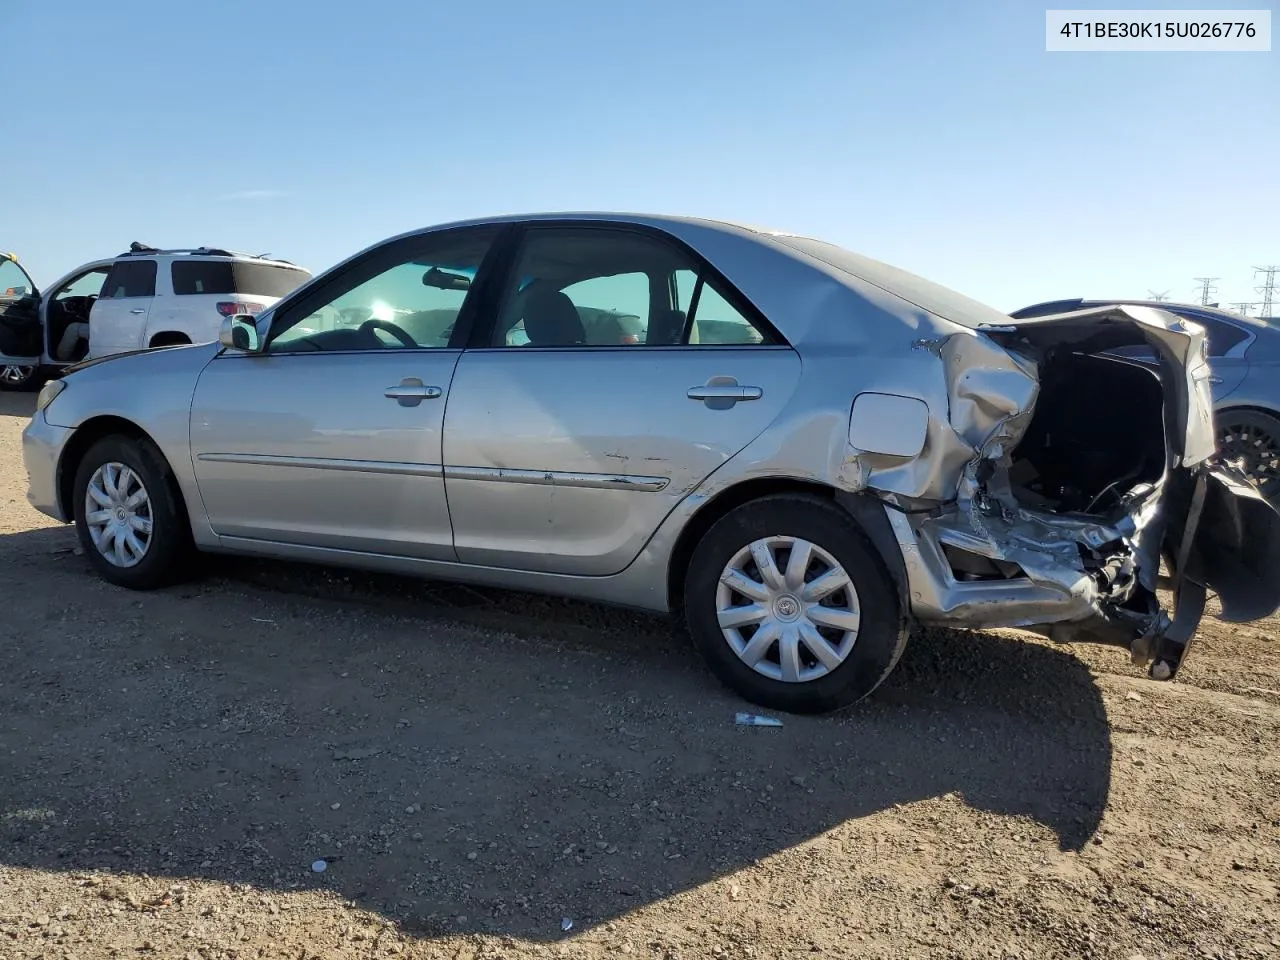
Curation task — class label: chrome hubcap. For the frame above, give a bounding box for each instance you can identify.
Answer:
[716,536,861,684]
[84,462,153,568]
[0,364,35,385]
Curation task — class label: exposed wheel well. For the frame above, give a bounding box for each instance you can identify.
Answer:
[148,332,192,348]
[664,477,906,613]
[56,416,190,525]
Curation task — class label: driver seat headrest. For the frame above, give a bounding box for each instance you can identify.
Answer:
[522,290,585,347]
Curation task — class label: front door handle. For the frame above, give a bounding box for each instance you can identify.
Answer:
[129,308,146,315]
[385,378,443,407]
[687,376,763,410]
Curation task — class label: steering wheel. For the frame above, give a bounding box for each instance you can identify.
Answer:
[359,317,417,348]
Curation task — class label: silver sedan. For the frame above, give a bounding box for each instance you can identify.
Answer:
[22,214,1280,713]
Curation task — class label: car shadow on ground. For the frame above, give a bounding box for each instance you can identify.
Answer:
[0,388,37,417]
[0,525,1113,942]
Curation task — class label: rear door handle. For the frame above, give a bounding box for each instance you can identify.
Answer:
[385,378,443,407]
[129,308,146,315]
[687,377,763,409]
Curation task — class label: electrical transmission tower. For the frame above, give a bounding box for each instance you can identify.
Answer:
[1230,302,1256,316]
[1193,277,1219,306]
[1147,289,1170,301]
[1255,266,1278,318]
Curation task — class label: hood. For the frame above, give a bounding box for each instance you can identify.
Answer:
[58,341,215,379]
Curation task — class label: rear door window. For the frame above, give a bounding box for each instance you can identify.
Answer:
[172,261,309,298]
[101,260,157,299]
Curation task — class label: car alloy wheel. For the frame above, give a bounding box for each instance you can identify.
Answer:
[0,364,37,388]
[1217,412,1280,499]
[716,536,861,683]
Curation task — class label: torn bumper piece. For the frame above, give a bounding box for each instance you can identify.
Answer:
[868,304,1280,681]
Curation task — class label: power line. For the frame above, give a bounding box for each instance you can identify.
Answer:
[1193,277,1219,306]
[1254,266,1278,318]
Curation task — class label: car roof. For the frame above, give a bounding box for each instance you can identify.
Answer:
[112,243,305,269]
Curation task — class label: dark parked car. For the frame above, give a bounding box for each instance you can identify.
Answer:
[1011,298,1280,498]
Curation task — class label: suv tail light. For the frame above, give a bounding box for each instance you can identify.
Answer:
[216,301,265,317]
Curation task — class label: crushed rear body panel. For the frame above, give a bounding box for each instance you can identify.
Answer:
[861,304,1280,680]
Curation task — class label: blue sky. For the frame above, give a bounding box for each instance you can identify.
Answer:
[3,0,1276,312]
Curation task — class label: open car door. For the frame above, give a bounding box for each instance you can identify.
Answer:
[0,252,43,390]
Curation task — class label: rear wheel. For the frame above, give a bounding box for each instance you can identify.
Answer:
[72,435,195,589]
[1217,409,1280,499]
[0,363,41,391]
[683,494,908,714]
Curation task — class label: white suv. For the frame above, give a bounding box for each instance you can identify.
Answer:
[0,244,311,390]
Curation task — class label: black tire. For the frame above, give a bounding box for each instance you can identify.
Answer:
[1217,409,1280,500]
[683,493,908,714]
[0,363,43,392]
[72,434,195,590]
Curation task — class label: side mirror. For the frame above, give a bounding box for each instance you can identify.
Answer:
[218,315,262,353]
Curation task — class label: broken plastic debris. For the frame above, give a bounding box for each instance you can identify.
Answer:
[735,712,783,727]
[311,860,327,873]
[561,917,574,932]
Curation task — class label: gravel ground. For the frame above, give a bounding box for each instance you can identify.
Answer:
[2,389,1279,959]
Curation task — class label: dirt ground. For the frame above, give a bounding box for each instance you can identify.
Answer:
[2,390,1279,960]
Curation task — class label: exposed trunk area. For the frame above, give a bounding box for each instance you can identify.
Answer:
[1007,351,1167,515]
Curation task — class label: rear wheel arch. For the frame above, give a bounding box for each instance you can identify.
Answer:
[665,477,907,613]
[148,331,192,348]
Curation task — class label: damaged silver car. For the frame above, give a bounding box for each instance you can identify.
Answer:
[22,214,1280,713]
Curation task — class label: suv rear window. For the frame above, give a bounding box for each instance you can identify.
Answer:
[171,261,309,298]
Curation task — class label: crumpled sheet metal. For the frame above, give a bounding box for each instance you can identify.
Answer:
[938,329,1039,463]
[871,320,1172,629]
[889,494,1162,629]
[840,327,1041,503]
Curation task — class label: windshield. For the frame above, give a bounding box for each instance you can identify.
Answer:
[768,234,1012,329]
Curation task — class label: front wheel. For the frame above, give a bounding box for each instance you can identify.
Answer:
[73,435,195,589]
[683,494,908,714]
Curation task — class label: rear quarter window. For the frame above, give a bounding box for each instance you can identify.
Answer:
[172,261,309,298]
